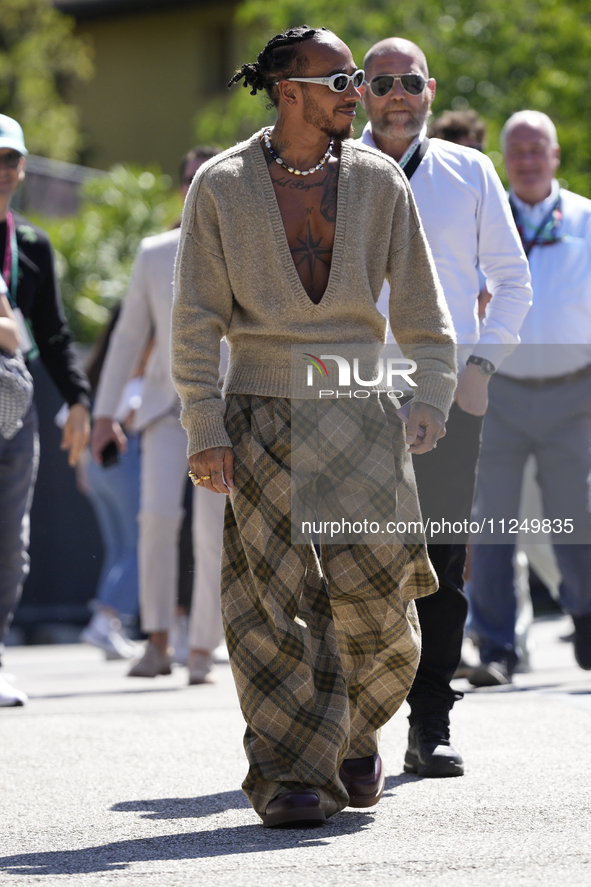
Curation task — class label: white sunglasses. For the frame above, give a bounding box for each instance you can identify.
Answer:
[282,69,365,93]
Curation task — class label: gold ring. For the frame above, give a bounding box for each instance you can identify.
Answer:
[200,475,211,481]
[188,471,201,486]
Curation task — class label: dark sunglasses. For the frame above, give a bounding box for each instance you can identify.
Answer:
[368,73,427,97]
[0,151,23,170]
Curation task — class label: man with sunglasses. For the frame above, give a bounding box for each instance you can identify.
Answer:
[360,38,532,777]
[0,114,91,706]
[171,26,456,827]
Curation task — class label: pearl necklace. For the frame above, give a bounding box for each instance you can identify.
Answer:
[264,128,334,176]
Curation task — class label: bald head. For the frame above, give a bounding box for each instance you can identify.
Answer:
[500,110,558,153]
[502,110,560,205]
[364,38,429,80]
[361,37,435,162]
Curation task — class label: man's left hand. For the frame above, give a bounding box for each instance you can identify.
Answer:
[407,402,446,454]
[454,364,490,416]
[61,403,91,467]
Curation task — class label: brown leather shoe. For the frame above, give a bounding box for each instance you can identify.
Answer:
[339,754,385,808]
[262,791,326,829]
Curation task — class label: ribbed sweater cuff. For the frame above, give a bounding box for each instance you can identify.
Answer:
[415,375,456,420]
[183,413,232,457]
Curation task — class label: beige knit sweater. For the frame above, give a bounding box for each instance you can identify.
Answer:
[171,131,456,456]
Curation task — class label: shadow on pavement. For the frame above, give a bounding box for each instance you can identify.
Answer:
[110,776,424,824]
[383,773,424,791]
[0,811,374,875]
[463,682,591,696]
[26,687,186,701]
[111,790,251,819]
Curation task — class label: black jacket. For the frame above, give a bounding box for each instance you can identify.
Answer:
[0,212,90,408]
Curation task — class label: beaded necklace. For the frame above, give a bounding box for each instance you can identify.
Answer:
[264,127,334,176]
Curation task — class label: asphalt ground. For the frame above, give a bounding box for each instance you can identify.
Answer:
[1,614,590,887]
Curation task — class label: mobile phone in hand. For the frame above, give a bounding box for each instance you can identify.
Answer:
[100,440,119,467]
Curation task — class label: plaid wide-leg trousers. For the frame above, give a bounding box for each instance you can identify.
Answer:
[221,394,436,819]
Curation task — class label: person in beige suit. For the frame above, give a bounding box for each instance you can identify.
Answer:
[91,146,226,684]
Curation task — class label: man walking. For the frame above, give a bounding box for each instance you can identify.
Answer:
[171,26,456,827]
[360,38,532,776]
[468,111,591,683]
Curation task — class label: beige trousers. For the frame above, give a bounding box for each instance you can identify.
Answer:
[138,413,224,650]
[222,395,430,819]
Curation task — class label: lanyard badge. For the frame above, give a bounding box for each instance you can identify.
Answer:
[510,192,563,257]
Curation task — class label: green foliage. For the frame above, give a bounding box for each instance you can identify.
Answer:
[195,0,591,196]
[0,0,93,161]
[194,86,276,149]
[35,165,182,343]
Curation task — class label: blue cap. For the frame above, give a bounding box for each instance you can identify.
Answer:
[0,115,28,155]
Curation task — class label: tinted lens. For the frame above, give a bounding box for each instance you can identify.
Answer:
[369,75,395,97]
[331,74,349,92]
[401,74,426,95]
[0,151,22,169]
[330,70,364,92]
[369,74,426,96]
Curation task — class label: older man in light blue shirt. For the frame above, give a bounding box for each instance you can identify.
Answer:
[468,111,591,685]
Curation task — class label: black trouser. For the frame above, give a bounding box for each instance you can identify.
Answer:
[406,403,483,723]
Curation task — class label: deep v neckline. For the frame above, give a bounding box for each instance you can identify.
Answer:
[255,133,350,312]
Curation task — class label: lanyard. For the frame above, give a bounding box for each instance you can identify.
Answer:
[2,211,19,307]
[2,212,38,359]
[401,138,430,181]
[509,192,563,257]
[398,140,420,170]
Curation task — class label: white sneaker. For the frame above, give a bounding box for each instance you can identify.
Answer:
[188,651,216,685]
[0,674,28,707]
[128,641,173,677]
[170,614,189,665]
[80,611,139,660]
[212,642,229,664]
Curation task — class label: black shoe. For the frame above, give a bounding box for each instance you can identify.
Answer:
[468,660,512,687]
[404,719,464,778]
[573,614,591,670]
[262,791,326,829]
[339,754,385,808]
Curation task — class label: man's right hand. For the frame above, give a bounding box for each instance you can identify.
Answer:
[189,446,234,494]
[91,416,128,464]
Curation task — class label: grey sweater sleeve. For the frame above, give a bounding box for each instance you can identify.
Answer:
[171,176,234,456]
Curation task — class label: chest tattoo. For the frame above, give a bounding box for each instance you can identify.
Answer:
[271,175,325,192]
[291,220,332,293]
[319,164,338,224]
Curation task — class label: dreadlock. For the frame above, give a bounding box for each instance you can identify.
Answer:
[228,26,327,107]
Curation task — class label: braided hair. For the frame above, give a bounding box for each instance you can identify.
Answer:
[228,26,327,107]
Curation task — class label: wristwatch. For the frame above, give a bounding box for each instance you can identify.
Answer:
[466,355,496,376]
